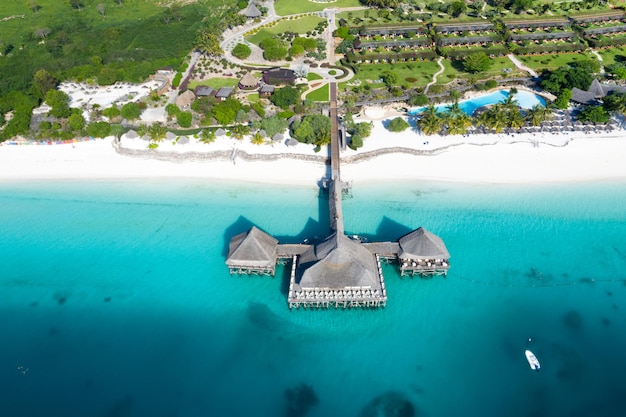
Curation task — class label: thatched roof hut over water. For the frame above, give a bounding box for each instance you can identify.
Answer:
[296,233,380,289]
[226,226,279,275]
[398,227,450,260]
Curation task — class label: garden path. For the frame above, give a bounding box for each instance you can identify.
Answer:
[507,54,538,78]
[424,57,445,94]
[590,50,605,74]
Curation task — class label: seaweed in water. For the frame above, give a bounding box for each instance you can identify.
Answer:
[284,383,319,417]
[562,310,584,331]
[601,318,611,326]
[247,301,282,332]
[104,296,112,303]
[53,292,67,305]
[359,391,417,417]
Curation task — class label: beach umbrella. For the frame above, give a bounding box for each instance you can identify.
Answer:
[272,133,284,142]
[215,128,226,137]
[286,138,299,147]
[258,130,267,138]
[125,130,138,139]
[178,136,189,145]
[166,131,176,141]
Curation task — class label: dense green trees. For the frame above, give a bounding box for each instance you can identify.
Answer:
[259,116,289,137]
[212,98,242,125]
[86,121,111,138]
[602,92,626,114]
[260,38,288,61]
[120,102,142,121]
[291,114,331,146]
[45,90,71,118]
[540,61,597,95]
[408,94,428,106]
[578,105,610,124]
[270,86,300,109]
[462,52,492,74]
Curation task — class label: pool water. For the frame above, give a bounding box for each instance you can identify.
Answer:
[409,89,547,116]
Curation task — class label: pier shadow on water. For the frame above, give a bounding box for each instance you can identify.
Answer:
[222,193,332,257]
[345,216,414,243]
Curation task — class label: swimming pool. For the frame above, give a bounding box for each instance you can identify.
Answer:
[409,89,547,116]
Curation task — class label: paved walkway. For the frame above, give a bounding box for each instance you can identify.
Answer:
[507,54,538,78]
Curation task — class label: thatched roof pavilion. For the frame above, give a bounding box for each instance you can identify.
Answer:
[176,90,195,109]
[239,72,260,90]
[240,3,261,18]
[398,227,450,276]
[226,226,279,275]
[288,233,387,308]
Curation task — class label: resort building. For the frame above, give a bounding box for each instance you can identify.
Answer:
[194,86,215,97]
[240,3,262,19]
[215,87,234,101]
[259,84,275,97]
[263,68,297,86]
[239,72,260,90]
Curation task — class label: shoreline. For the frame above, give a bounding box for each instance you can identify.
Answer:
[2,122,626,186]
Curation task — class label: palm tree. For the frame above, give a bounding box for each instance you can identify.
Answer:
[231,124,250,140]
[148,123,166,142]
[525,104,551,127]
[417,105,442,135]
[199,129,216,144]
[507,108,525,129]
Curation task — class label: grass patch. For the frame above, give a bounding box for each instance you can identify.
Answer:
[306,83,329,102]
[518,52,596,71]
[246,93,260,103]
[188,78,238,90]
[597,46,626,66]
[353,61,440,87]
[274,0,361,16]
[246,16,325,45]
[306,72,323,81]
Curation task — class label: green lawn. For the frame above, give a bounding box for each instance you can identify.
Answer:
[598,46,626,66]
[306,72,323,81]
[306,84,329,101]
[246,15,325,45]
[188,78,239,90]
[274,0,362,16]
[352,61,441,87]
[518,52,597,71]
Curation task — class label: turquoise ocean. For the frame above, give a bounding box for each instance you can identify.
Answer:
[1,179,626,417]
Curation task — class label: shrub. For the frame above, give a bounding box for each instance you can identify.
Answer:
[387,117,410,132]
[485,79,498,89]
[172,72,182,88]
[232,43,252,60]
[177,111,193,128]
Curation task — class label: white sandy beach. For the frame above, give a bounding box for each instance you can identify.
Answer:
[1,117,625,185]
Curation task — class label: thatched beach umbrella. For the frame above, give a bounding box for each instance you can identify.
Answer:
[178,136,189,145]
[166,131,176,141]
[215,128,226,137]
[272,133,284,142]
[125,130,138,139]
[258,129,267,138]
[286,138,299,147]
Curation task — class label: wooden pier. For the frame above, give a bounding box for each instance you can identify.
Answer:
[225,82,450,309]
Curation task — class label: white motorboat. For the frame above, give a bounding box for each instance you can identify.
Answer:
[525,349,540,371]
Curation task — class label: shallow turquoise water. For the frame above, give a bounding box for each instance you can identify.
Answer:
[409,89,546,116]
[1,179,625,417]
